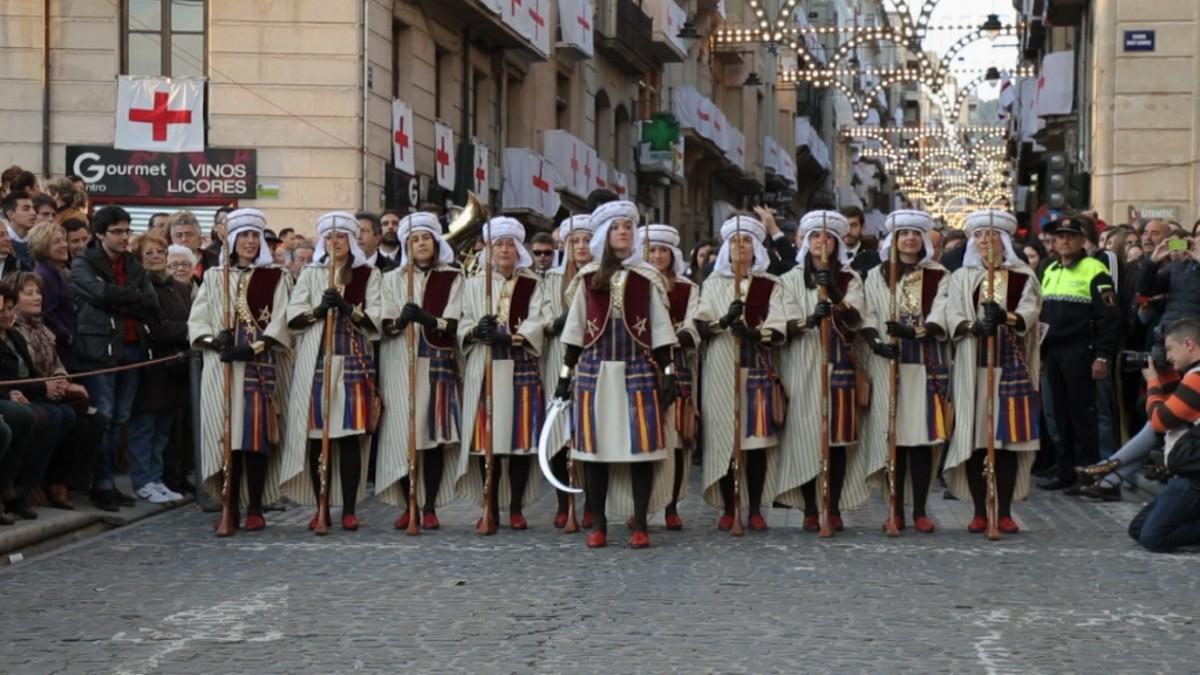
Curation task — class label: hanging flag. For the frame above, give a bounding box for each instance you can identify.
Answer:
[557,0,594,56]
[392,99,415,174]
[473,142,490,196]
[543,130,591,198]
[527,0,551,56]
[591,157,609,193]
[114,76,205,152]
[502,148,562,218]
[997,72,1017,121]
[1034,50,1074,117]
[610,166,628,198]
[434,122,456,191]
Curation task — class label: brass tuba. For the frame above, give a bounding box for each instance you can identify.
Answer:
[444,191,491,275]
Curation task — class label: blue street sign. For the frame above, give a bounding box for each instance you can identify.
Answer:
[1124,30,1155,52]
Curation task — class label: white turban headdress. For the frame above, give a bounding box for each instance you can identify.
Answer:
[588,200,643,267]
[396,211,455,269]
[714,215,769,277]
[879,209,936,264]
[962,209,1022,269]
[223,208,273,268]
[477,217,533,271]
[796,210,850,268]
[312,211,367,268]
[554,214,595,272]
[643,224,687,277]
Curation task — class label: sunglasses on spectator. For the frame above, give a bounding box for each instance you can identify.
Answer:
[532,250,554,256]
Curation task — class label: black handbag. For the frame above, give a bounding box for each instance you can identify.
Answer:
[1166,424,1200,480]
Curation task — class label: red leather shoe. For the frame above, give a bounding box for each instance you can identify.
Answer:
[581,511,595,529]
[342,514,359,531]
[510,513,528,530]
[628,530,651,549]
[967,516,987,533]
[998,517,1019,534]
[664,512,684,530]
[748,513,768,531]
[830,515,844,532]
[717,513,734,531]
[422,511,440,530]
[803,515,820,532]
[393,510,411,530]
[586,530,607,548]
[913,516,935,533]
[244,513,266,531]
[553,512,568,529]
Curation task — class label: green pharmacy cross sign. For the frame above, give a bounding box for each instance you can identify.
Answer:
[642,113,681,152]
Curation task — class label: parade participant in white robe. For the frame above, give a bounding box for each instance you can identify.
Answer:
[644,223,701,531]
[939,210,1042,535]
[696,215,787,532]
[859,210,951,534]
[279,212,383,532]
[189,209,291,532]
[556,201,678,548]
[375,212,463,531]
[777,211,870,532]
[541,214,594,529]
[456,217,548,533]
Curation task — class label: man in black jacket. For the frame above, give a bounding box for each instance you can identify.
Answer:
[70,206,159,511]
[356,211,399,273]
[840,206,881,277]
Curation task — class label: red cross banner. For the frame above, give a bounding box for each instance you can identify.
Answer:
[114,76,204,152]
[473,142,490,196]
[543,129,590,198]
[527,0,551,56]
[392,99,415,174]
[556,0,594,57]
[502,147,562,218]
[434,121,456,191]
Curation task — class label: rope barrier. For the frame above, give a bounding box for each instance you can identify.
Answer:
[0,352,190,388]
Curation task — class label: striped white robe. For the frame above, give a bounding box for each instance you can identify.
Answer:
[666,276,702,503]
[278,264,383,507]
[188,265,292,510]
[375,263,464,509]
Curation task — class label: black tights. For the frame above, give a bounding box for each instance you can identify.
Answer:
[719,450,768,515]
[308,438,362,516]
[894,446,934,519]
[667,448,687,514]
[476,455,532,515]
[400,446,446,512]
[801,447,847,516]
[965,449,1018,519]
[227,452,268,517]
[583,462,653,532]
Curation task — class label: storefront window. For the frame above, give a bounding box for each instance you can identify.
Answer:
[124,0,206,77]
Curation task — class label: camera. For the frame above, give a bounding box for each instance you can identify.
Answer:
[1121,348,1168,373]
[1168,238,1189,253]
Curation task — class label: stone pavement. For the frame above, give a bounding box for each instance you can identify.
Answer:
[2,473,1197,674]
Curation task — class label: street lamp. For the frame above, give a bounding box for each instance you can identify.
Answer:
[743,72,764,87]
[984,67,1001,82]
[980,14,1003,40]
[677,20,699,40]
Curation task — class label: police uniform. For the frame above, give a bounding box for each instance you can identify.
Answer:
[1037,217,1120,490]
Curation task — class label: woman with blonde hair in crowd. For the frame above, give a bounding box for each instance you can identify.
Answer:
[28,221,77,369]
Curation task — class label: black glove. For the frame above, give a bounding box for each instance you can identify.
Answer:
[971,316,997,337]
[472,315,498,341]
[719,299,745,328]
[219,344,256,363]
[486,330,513,348]
[322,288,354,317]
[981,301,1004,326]
[659,372,679,410]
[870,340,900,360]
[729,320,755,340]
[554,372,573,401]
[381,318,403,338]
[813,269,836,289]
[401,302,436,329]
[212,329,235,351]
[885,320,917,341]
[549,313,568,336]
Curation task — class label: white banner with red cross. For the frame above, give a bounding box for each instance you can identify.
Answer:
[502,148,562,218]
[473,141,490,196]
[114,76,205,152]
[392,99,415,174]
[557,0,594,56]
[434,121,456,191]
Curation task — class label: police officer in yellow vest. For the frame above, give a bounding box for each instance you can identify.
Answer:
[1037,216,1120,492]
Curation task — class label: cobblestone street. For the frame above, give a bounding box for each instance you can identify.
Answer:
[2,475,1197,674]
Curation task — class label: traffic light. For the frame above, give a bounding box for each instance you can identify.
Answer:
[1045,151,1069,209]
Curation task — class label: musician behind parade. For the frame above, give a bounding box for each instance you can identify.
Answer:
[696,214,787,532]
[188,209,292,533]
[281,212,383,533]
[541,214,594,529]
[859,210,951,534]
[375,212,463,532]
[555,201,678,549]
[777,211,870,533]
[643,223,701,530]
[941,209,1043,535]
[456,217,548,534]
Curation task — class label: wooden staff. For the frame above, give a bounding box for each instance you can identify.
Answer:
[476,223,497,535]
[883,232,901,537]
[817,215,834,538]
[729,216,745,537]
[562,236,579,534]
[405,234,420,535]
[984,216,1001,541]
[313,244,338,536]
[214,243,237,537]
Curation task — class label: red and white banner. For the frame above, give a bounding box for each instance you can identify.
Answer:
[1035,50,1074,117]
[557,0,594,56]
[392,99,415,174]
[502,148,562,218]
[503,0,533,45]
[434,122,456,191]
[115,76,204,152]
[591,157,609,193]
[543,130,594,198]
[473,142,490,196]
[609,166,628,198]
[527,0,551,56]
